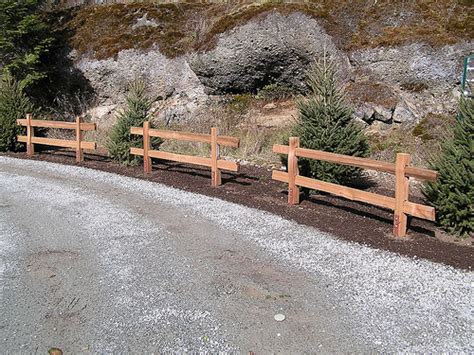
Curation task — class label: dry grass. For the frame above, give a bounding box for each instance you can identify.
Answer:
[368,112,456,167]
[156,95,292,167]
[54,0,473,60]
[159,98,457,168]
[64,2,209,59]
[194,1,330,51]
[346,0,473,49]
[346,80,399,108]
[400,80,429,93]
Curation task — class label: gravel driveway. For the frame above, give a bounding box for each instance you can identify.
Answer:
[0,156,472,353]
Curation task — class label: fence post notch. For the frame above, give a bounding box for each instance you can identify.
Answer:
[26,113,34,156]
[143,121,152,173]
[393,153,411,237]
[288,137,300,205]
[211,127,222,187]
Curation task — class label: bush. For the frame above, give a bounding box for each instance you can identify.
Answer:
[257,83,294,101]
[106,80,162,165]
[288,53,368,185]
[0,73,34,152]
[423,98,474,237]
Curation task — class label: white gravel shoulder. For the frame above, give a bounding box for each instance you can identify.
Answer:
[1,156,472,352]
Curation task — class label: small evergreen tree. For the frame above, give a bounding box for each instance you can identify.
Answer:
[0,0,55,91]
[0,73,34,152]
[423,97,474,237]
[106,80,162,165]
[290,53,368,184]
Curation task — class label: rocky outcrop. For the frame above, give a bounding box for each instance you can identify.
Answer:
[190,11,349,94]
[70,10,472,132]
[75,49,206,105]
[350,42,470,86]
[348,42,472,126]
[74,48,209,129]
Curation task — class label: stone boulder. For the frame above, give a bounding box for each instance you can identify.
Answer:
[353,106,374,125]
[393,102,416,124]
[75,49,207,104]
[74,48,209,124]
[190,11,350,94]
[373,105,393,123]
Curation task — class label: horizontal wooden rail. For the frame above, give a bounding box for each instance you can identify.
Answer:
[273,138,438,237]
[272,170,435,221]
[17,114,96,162]
[130,127,239,148]
[17,136,95,150]
[405,166,438,182]
[130,123,240,186]
[17,119,96,131]
[130,148,239,172]
[273,144,437,181]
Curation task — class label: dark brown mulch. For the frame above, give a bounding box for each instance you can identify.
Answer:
[3,150,472,271]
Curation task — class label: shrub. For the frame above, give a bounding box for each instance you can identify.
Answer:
[257,83,294,101]
[423,98,474,237]
[0,73,34,152]
[228,94,253,115]
[288,52,369,185]
[106,80,162,165]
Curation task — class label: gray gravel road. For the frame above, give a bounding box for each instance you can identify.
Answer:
[0,156,472,353]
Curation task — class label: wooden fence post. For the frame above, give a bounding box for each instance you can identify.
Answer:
[26,113,34,156]
[288,137,300,205]
[211,127,222,187]
[393,153,411,237]
[75,116,83,163]
[143,121,152,173]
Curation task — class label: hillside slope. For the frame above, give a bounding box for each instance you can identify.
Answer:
[45,0,473,164]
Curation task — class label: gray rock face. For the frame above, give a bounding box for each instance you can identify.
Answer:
[71,11,471,131]
[348,42,473,126]
[190,11,349,94]
[76,49,206,105]
[75,49,208,126]
[350,42,472,86]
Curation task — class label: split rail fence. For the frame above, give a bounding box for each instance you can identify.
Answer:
[14,115,438,237]
[17,114,96,162]
[273,137,438,237]
[130,122,240,186]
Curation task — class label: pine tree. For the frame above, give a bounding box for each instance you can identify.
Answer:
[0,0,54,90]
[106,80,162,165]
[423,97,474,237]
[0,73,34,152]
[291,52,369,184]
